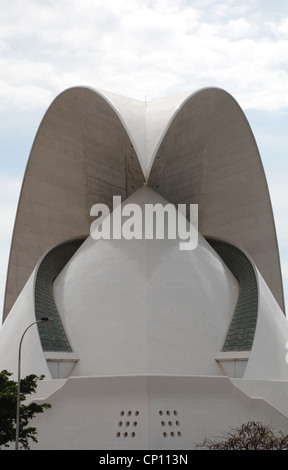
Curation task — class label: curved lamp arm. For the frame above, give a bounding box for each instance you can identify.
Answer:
[15,317,52,450]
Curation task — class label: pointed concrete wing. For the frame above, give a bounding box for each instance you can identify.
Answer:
[148,87,285,312]
[3,87,145,320]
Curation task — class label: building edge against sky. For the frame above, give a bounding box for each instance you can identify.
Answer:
[1,87,288,449]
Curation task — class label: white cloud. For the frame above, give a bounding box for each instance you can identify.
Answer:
[224,17,258,39]
[0,0,287,108]
[0,175,21,249]
[269,178,288,241]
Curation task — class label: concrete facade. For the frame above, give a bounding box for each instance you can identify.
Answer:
[3,87,145,321]
[1,87,288,450]
[148,88,284,312]
[3,86,284,321]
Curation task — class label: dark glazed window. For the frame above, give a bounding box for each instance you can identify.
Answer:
[207,238,258,352]
[35,238,85,352]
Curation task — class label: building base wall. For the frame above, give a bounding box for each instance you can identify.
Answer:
[23,375,288,450]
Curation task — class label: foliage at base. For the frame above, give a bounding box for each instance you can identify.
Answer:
[0,369,51,449]
[198,421,288,450]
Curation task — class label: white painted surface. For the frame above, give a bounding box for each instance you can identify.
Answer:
[53,186,239,377]
[0,269,51,379]
[2,186,288,448]
[244,270,288,380]
[28,375,288,450]
[1,87,288,450]
[4,86,284,320]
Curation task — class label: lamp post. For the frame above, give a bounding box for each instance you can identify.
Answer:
[15,317,52,450]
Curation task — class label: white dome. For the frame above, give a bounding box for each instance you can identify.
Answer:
[53,186,239,377]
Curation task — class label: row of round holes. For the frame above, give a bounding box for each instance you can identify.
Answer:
[118,421,138,428]
[159,410,178,416]
[116,431,136,438]
[120,410,139,416]
[161,420,180,427]
[163,431,182,438]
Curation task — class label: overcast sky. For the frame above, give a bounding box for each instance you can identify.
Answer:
[0,0,288,318]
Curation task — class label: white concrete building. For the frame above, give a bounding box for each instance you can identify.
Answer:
[1,87,288,450]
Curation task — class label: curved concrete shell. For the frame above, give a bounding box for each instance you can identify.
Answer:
[148,88,284,312]
[3,87,145,321]
[1,86,287,450]
[3,86,284,321]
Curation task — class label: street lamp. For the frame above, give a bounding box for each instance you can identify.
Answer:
[15,317,52,450]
